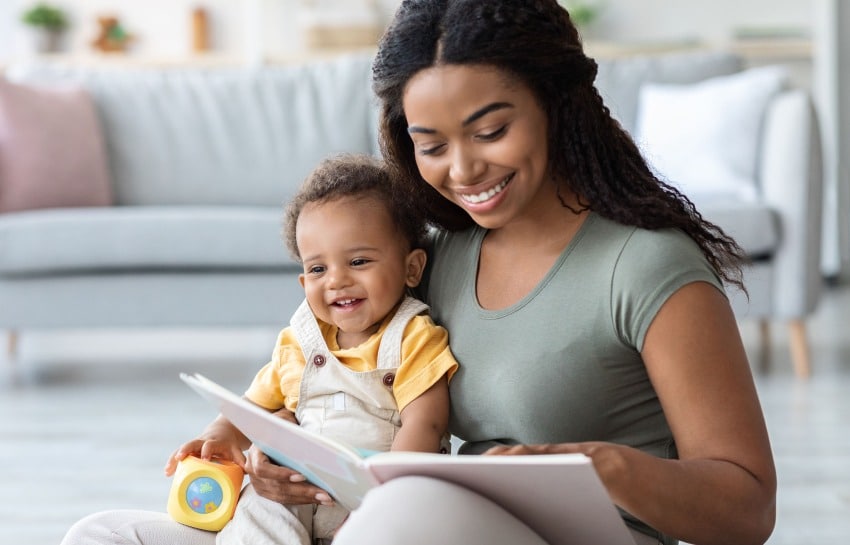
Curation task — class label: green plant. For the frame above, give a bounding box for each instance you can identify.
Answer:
[558,1,602,29]
[21,3,67,30]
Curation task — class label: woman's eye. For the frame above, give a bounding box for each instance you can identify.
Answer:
[477,125,507,141]
[418,143,445,156]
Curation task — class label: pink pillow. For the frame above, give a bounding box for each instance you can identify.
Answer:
[0,78,112,213]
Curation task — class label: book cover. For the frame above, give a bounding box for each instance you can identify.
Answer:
[180,372,636,545]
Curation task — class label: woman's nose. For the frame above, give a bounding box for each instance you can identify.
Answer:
[448,145,485,184]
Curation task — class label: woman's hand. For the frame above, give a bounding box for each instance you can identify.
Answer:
[244,445,334,507]
[483,441,637,494]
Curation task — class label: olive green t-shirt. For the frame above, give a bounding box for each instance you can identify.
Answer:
[425,213,723,456]
[424,213,722,542]
[425,214,722,446]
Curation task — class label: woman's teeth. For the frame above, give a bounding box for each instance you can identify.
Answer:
[460,176,510,204]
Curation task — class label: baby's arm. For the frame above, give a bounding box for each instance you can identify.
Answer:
[164,400,262,476]
[391,375,449,453]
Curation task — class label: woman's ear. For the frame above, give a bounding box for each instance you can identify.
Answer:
[405,248,428,288]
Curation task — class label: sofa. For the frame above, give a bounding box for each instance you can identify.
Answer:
[0,49,821,378]
[593,51,823,378]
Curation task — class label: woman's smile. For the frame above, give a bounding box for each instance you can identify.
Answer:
[457,174,513,205]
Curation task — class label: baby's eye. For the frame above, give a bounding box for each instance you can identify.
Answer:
[307,265,325,275]
[476,125,507,142]
[351,258,370,267]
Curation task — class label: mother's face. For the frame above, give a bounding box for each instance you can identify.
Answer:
[401,64,552,230]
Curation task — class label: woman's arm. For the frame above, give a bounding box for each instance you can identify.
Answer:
[392,375,450,452]
[489,282,776,545]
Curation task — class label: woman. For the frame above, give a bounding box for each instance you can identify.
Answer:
[327,1,775,544]
[61,1,775,544]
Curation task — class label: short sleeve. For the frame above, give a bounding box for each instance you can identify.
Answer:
[611,228,725,352]
[244,327,307,412]
[392,314,459,412]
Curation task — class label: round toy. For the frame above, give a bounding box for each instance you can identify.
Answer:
[167,456,244,531]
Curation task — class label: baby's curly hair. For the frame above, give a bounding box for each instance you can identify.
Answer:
[283,153,428,262]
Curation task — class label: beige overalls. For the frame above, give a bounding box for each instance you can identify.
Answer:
[218,296,431,545]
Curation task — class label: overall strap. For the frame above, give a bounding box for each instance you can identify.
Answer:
[376,296,429,369]
[290,299,327,361]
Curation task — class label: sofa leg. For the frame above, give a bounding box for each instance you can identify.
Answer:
[7,330,17,360]
[788,320,811,379]
[3,330,20,387]
[757,320,771,373]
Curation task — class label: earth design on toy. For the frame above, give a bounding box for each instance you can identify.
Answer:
[185,476,224,514]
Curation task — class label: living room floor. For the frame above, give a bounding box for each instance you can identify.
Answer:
[2,282,849,545]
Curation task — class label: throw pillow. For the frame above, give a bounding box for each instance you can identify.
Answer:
[0,78,113,213]
[634,65,788,202]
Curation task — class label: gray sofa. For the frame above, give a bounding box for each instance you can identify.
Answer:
[0,52,378,335]
[0,50,821,377]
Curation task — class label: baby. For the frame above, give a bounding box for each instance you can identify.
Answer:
[165,154,458,544]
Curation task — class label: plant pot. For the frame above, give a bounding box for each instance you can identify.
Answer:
[27,28,63,53]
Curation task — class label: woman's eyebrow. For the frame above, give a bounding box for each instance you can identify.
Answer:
[407,101,514,134]
[462,102,513,126]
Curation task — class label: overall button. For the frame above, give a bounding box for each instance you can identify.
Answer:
[313,355,326,367]
[382,372,395,387]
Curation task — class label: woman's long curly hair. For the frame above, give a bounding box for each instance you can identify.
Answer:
[372,0,746,291]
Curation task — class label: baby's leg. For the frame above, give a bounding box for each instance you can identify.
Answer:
[216,484,311,545]
[60,509,214,545]
[313,504,349,540]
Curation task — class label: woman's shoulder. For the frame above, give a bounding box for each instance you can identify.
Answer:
[585,215,706,263]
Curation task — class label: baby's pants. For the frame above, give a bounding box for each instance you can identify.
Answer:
[217,484,346,545]
[60,485,345,545]
[61,478,658,545]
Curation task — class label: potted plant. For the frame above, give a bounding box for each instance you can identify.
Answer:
[558,1,603,35]
[21,3,68,53]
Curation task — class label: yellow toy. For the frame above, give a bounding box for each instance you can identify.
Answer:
[167,456,245,531]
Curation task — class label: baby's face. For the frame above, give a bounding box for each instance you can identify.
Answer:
[296,195,423,348]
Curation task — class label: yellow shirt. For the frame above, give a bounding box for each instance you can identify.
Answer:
[245,312,458,413]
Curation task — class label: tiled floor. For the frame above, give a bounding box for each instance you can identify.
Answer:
[1,283,849,545]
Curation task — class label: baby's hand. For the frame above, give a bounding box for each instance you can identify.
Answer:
[272,407,298,425]
[164,438,246,476]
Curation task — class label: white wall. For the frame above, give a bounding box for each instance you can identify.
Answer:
[0,0,406,62]
[0,0,814,61]
[585,0,812,43]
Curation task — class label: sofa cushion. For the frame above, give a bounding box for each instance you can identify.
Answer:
[0,78,112,213]
[6,52,378,207]
[594,50,742,135]
[0,206,300,275]
[634,65,788,202]
[698,199,780,259]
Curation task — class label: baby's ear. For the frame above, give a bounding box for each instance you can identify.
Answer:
[405,248,428,288]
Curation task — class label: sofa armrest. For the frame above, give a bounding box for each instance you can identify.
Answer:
[759,89,824,318]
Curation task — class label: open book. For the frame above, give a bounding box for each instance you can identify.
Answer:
[181,372,637,545]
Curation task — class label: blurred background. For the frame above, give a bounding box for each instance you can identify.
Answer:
[0,0,846,276]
